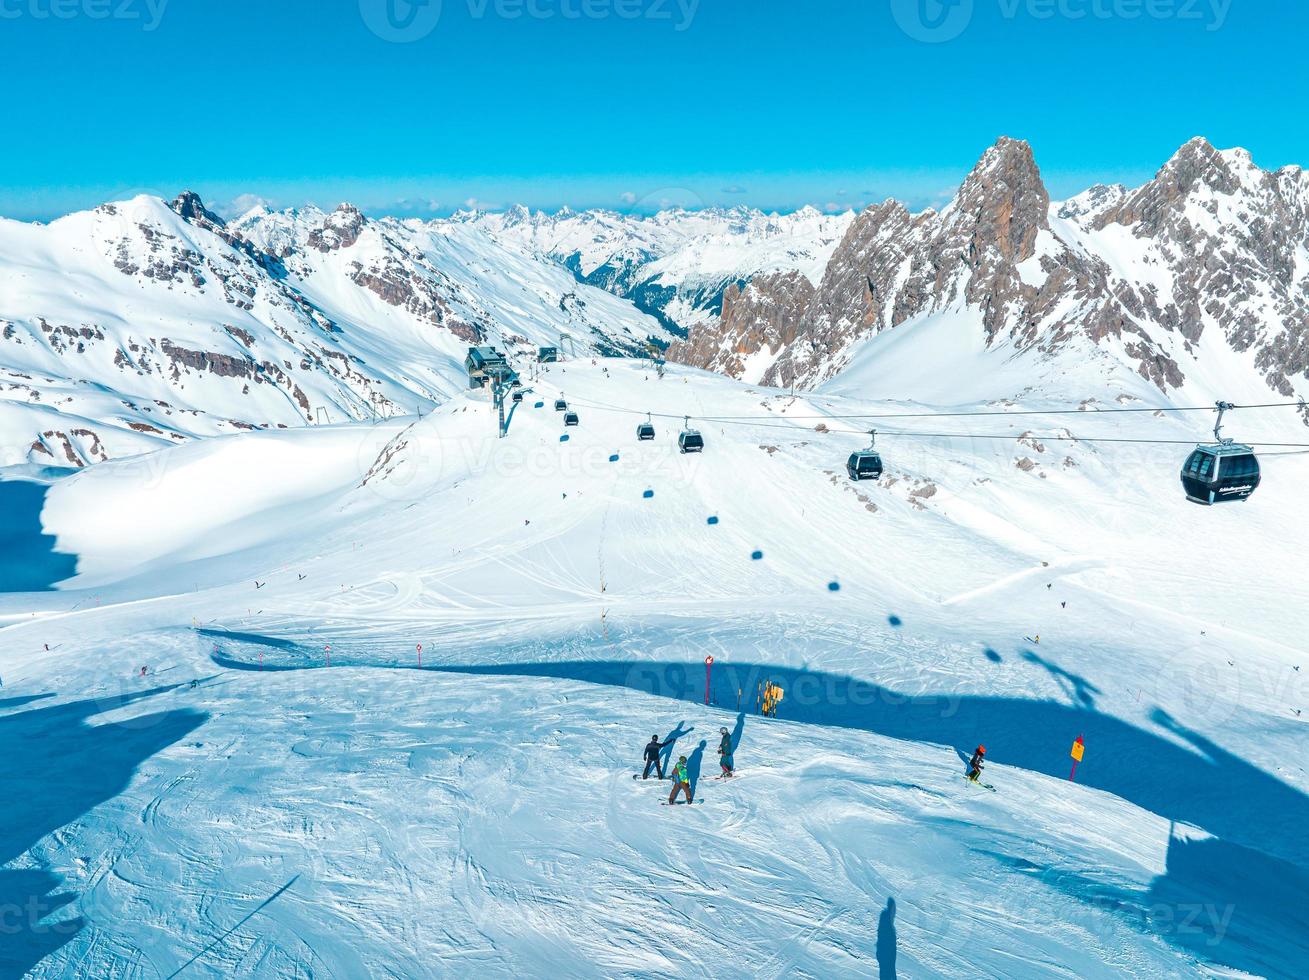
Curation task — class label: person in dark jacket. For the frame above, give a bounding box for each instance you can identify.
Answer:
[643,734,669,779]
[717,726,735,777]
[968,745,986,782]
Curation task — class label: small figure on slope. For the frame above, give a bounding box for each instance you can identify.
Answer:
[667,756,692,805]
[967,745,986,782]
[718,726,735,778]
[643,734,669,779]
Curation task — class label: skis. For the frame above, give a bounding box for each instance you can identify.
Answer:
[964,776,996,792]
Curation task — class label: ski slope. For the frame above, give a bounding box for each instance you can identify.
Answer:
[2,358,1308,978]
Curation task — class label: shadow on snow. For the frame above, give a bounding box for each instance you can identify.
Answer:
[208,635,1309,975]
[0,685,206,976]
[0,482,78,592]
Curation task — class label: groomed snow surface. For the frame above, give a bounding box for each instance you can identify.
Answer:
[2,358,1308,978]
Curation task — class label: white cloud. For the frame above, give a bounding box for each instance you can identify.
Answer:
[619,191,637,205]
[216,193,273,218]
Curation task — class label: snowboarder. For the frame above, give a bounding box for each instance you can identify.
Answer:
[717,726,735,777]
[643,734,669,779]
[667,756,692,804]
[967,745,986,782]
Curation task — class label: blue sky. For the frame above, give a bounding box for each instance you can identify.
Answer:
[1,0,1304,220]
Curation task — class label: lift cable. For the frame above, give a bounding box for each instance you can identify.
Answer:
[563,395,1309,449]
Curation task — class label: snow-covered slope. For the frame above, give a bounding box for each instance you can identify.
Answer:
[3,359,1307,977]
[0,193,669,467]
[458,205,854,336]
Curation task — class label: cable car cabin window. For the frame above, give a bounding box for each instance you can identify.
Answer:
[1222,454,1258,479]
[1199,454,1215,478]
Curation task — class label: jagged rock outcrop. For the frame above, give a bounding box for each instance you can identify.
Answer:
[667,270,814,380]
[670,136,1309,406]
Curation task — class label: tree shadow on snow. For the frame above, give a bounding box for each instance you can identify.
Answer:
[0,686,207,976]
[209,638,1309,974]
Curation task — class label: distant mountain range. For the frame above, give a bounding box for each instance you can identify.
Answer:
[2,136,1306,468]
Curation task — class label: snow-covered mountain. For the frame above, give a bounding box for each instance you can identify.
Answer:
[669,138,1309,410]
[454,204,854,337]
[0,193,668,467]
[4,137,1308,473]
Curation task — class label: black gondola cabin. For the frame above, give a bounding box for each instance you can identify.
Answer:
[847,451,883,481]
[679,429,704,453]
[1181,444,1260,505]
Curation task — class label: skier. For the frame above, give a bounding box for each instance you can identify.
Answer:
[643,734,669,779]
[967,745,986,782]
[717,726,735,777]
[667,756,692,805]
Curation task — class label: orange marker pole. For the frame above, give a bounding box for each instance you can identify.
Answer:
[704,655,714,706]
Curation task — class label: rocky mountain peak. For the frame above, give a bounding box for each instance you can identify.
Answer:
[948,136,1050,261]
[169,190,226,229]
[308,203,366,252]
[668,136,1309,407]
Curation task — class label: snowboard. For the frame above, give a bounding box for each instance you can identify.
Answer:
[660,800,703,805]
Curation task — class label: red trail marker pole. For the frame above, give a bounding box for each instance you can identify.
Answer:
[1069,734,1085,781]
[417,643,423,669]
[704,655,714,706]
[325,644,332,668]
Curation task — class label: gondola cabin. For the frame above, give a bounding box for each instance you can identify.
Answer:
[678,429,705,453]
[564,411,580,427]
[636,422,656,441]
[512,390,524,404]
[554,398,567,412]
[1181,444,1260,505]
[847,451,883,481]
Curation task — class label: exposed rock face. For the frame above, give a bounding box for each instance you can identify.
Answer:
[668,270,814,380]
[670,136,1309,405]
[308,204,366,252]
